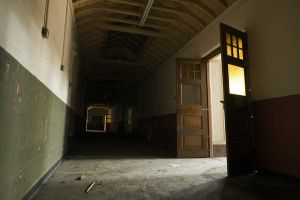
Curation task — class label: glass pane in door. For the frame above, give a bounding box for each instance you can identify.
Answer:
[228,64,246,96]
[182,84,202,105]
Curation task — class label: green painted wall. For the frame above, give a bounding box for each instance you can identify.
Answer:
[0,47,75,200]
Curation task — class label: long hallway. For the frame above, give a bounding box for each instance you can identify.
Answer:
[1,1,300,199]
[33,135,300,200]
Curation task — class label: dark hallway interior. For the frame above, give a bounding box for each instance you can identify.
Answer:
[1,0,300,200]
[68,133,175,158]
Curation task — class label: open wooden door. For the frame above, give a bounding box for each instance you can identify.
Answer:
[220,23,254,176]
[176,58,209,158]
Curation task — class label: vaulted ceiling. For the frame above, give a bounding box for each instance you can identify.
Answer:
[72,0,237,105]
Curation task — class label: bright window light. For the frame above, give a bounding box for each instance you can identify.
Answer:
[228,64,246,96]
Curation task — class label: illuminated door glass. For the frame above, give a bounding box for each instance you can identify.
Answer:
[227,45,232,56]
[182,84,202,105]
[233,47,238,58]
[228,64,246,96]
[232,35,237,46]
[226,33,231,44]
[238,37,243,48]
[239,49,244,60]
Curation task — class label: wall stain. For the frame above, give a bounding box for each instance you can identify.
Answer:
[13,80,23,108]
[0,46,79,200]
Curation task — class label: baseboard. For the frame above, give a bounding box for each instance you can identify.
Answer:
[212,144,227,157]
[22,158,63,200]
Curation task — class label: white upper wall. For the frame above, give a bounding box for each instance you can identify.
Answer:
[0,0,79,107]
[142,0,300,117]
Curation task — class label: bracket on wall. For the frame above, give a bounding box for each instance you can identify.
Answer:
[41,27,49,39]
[42,0,50,39]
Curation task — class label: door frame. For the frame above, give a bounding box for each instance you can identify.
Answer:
[203,48,223,157]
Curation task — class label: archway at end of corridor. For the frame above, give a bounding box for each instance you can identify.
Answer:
[86,106,111,133]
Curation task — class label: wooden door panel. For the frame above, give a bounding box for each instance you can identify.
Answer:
[183,115,203,128]
[220,23,254,176]
[177,58,209,158]
[180,105,203,114]
[182,135,204,149]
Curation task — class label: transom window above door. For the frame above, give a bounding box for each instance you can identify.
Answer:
[180,63,201,81]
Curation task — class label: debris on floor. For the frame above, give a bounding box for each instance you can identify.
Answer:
[97,181,103,185]
[168,163,181,168]
[75,175,86,180]
[157,169,167,173]
[85,181,96,193]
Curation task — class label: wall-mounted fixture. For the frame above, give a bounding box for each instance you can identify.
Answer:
[42,0,50,39]
[41,27,49,39]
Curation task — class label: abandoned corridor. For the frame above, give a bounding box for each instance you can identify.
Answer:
[0,0,300,200]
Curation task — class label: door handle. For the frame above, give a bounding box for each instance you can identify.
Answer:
[220,100,224,104]
[201,108,208,111]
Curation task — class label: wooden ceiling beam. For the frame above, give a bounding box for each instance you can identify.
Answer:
[142,56,160,68]
[78,22,165,37]
[78,16,190,42]
[100,24,165,37]
[143,51,165,64]
[75,0,205,27]
[81,45,101,53]
[78,15,165,32]
[75,6,141,17]
[150,41,174,57]
[106,0,205,27]
[212,0,228,8]
[81,40,104,50]
[72,0,234,75]
[75,6,197,35]
[166,0,216,19]
[146,47,167,61]
[79,34,106,44]
[73,0,104,9]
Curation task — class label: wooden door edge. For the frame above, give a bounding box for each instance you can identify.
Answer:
[202,48,222,158]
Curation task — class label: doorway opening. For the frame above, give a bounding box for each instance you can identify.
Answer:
[207,53,227,157]
[86,106,111,133]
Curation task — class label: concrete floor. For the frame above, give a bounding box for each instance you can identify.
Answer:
[33,134,300,200]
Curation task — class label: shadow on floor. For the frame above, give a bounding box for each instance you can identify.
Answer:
[172,174,300,200]
[67,132,176,159]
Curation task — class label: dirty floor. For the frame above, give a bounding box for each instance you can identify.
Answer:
[33,134,300,200]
